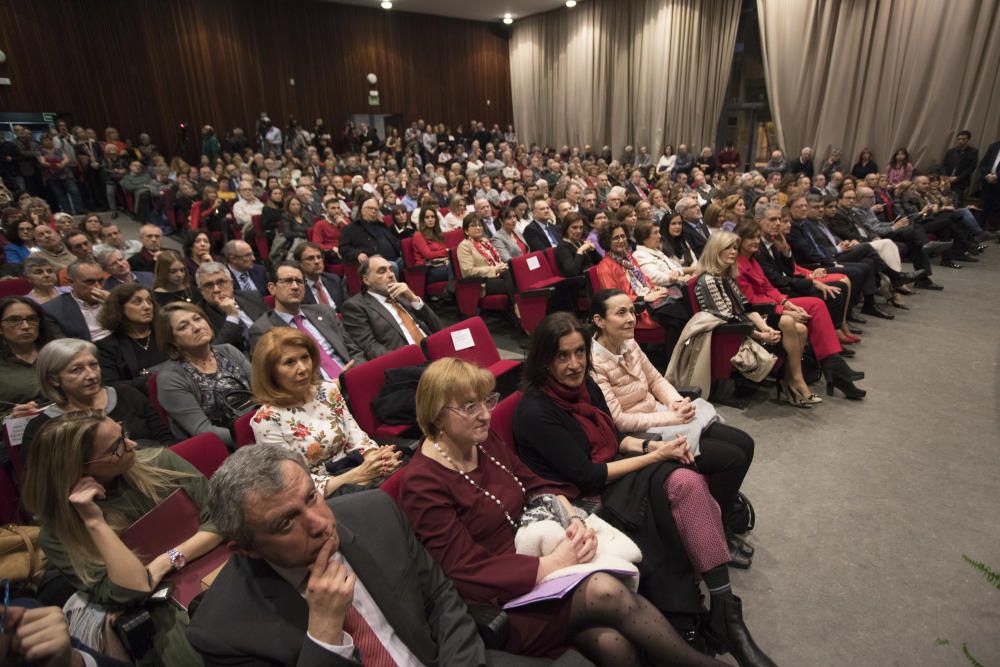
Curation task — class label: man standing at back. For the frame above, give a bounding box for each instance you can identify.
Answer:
[941,130,978,206]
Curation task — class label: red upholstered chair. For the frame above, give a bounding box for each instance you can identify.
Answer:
[0,278,32,298]
[263,295,275,308]
[189,201,203,231]
[234,411,257,448]
[250,215,270,261]
[586,267,667,345]
[489,390,522,450]
[509,251,564,334]
[169,432,230,478]
[684,280,758,382]
[162,189,177,232]
[0,464,26,524]
[443,229,465,250]
[423,317,520,380]
[449,247,510,319]
[146,374,170,432]
[379,466,408,502]
[343,263,362,295]
[340,343,426,440]
[401,237,448,299]
[123,190,135,214]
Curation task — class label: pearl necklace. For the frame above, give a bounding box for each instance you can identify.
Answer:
[432,440,526,531]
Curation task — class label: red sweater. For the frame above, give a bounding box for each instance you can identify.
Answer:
[412,232,449,265]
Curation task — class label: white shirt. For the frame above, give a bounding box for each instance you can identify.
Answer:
[73,295,110,341]
[306,276,337,309]
[233,197,264,228]
[991,148,1000,175]
[224,304,256,330]
[440,212,465,233]
[369,290,425,345]
[271,553,422,667]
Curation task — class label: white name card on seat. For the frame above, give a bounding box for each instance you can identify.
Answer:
[526,256,541,270]
[451,328,475,351]
[4,415,31,448]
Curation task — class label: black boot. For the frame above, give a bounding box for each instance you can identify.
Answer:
[705,594,778,667]
[821,354,866,399]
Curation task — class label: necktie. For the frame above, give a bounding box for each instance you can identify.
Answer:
[342,606,398,667]
[239,272,255,292]
[291,314,343,378]
[313,279,331,306]
[545,223,559,247]
[387,298,425,343]
[802,225,828,259]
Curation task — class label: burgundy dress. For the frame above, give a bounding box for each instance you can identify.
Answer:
[400,433,574,657]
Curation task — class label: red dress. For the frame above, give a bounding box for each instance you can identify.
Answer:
[399,433,574,657]
[736,255,842,360]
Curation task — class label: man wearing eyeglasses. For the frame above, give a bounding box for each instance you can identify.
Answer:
[196,261,267,354]
[42,260,111,341]
[250,263,363,377]
[222,240,268,295]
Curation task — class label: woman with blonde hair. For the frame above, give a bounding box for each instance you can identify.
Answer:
[22,410,221,666]
[152,250,200,306]
[249,327,400,496]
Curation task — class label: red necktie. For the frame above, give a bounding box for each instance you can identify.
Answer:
[342,606,398,667]
[313,280,331,306]
[291,314,343,378]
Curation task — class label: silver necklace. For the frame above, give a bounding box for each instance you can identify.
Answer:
[432,440,526,531]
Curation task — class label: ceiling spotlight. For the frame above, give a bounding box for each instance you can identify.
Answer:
[381,1,392,8]
[565,0,577,7]
[503,13,513,24]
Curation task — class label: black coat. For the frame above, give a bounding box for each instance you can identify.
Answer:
[203,290,268,354]
[338,220,401,264]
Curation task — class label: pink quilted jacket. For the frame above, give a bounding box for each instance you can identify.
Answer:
[590,338,684,432]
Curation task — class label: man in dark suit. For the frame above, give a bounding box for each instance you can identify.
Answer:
[97,247,153,290]
[196,261,267,354]
[786,147,815,178]
[941,130,979,205]
[42,260,112,341]
[187,445,489,667]
[223,239,269,295]
[342,255,443,361]
[127,224,163,273]
[979,139,1000,231]
[249,263,364,375]
[676,196,710,258]
[338,197,404,276]
[294,242,347,309]
[523,198,561,252]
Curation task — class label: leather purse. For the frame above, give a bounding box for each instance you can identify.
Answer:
[729,338,777,382]
[0,524,45,583]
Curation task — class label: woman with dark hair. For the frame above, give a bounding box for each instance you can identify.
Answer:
[259,185,285,245]
[492,205,528,262]
[182,230,215,277]
[96,284,168,391]
[279,195,311,249]
[0,296,55,415]
[514,313,776,667]
[594,222,670,331]
[850,148,878,180]
[199,183,237,252]
[633,220,694,289]
[554,211,600,278]
[456,213,519,314]
[4,214,36,264]
[886,148,913,191]
[388,203,416,241]
[79,213,105,244]
[662,214,699,269]
[412,204,451,283]
[152,250,200,307]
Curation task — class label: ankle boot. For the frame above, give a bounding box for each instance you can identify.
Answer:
[821,355,866,399]
[704,594,778,667]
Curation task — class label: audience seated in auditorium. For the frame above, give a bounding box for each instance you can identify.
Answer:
[95,284,167,391]
[594,222,669,331]
[94,222,142,260]
[222,239,269,295]
[311,197,347,261]
[182,230,215,277]
[4,214,36,264]
[195,261,267,354]
[492,205,529,261]
[676,197,711,257]
[153,302,251,448]
[342,255,442,360]
[33,224,76,270]
[632,220,693,289]
[42,260,111,341]
[523,198,562,251]
[97,247,153,291]
[293,241,347,309]
[22,410,220,665]
[126,224,163,273]
[0,295,55,415]
[898,175,979,266]
[187,445,490,666]
[339,197,404,274]
[456,213,520,313]
[513,316,775,666]
[249,262,363,373]
[402,356,727,665]
[23,338,173,459]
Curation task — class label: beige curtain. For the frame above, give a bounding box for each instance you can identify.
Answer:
[509,0,740,158]
[757,0,1000,171]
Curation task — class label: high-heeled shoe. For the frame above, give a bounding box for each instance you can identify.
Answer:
[704,594,779,667]
[775,380,812,408]
[822,355,867,399]
[837,331,860,345]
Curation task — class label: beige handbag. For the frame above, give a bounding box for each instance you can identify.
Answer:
[0,524,46,582]
[730,338,777,382]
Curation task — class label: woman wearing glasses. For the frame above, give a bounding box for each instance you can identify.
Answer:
[21,338,173,465]
[400,357,725,665]
[249,328,400,495]
[21,410,222,666]
[0,296,56,416]
[594,221,672,332]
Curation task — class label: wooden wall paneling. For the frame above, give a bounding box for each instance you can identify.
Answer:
[0,0,513,158]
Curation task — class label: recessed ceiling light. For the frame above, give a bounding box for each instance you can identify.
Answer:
[503,17,513,24]
[381,1,392,8]
[565,0,577,7]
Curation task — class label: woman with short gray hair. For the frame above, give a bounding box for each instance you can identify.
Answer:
[22,338,173,461]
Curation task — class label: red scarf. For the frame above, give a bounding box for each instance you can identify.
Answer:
[473,239,502,266]
[541,378,619,464]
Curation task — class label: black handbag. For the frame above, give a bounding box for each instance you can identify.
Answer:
[727,492,756,535]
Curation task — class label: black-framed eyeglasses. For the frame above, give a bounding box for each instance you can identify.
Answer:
[83,423,132,464]
[199,278,233,290]
[276,277,305,285]
[1,315,40,327]
[445,392,500,418]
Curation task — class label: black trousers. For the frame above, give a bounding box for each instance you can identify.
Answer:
[695,422,754,527]
[830,261,874,298]
[484,271,518,304]
[919,213,973,257]
[886,224,931,274]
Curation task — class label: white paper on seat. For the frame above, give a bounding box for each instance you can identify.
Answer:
[451,328,475,351]
[526,256,541,270]
[4,415,32,448]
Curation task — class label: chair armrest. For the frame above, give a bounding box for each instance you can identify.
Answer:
[458,276,488,285]
[467,604,509,650]
[379,436,420,451]
[520,286,555,299]
[717,322,755,337]
[675,386,702,399]
[749,303,776,317]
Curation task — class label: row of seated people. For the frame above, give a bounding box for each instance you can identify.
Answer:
[12,300,776,666]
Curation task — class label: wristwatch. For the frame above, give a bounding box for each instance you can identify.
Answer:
[642,439,650,453]
[167,548,187,571]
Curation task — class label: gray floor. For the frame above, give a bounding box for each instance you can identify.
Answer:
[113,212,999,665]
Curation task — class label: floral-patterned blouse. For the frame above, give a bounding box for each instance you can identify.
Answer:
[250,380,377,494]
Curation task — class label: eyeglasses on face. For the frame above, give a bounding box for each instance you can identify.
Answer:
[1,315,40,327]
[445,392,501,418]
[83,423,132,464]
[276,277,305,286]
[199,278,232,290]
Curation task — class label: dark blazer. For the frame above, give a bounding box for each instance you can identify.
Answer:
[186,490,487,667]
[338,220,402,264]
[554,241,600,277]
[249,304,364,363]
[41,292,93,340]
[103,272,153,291]
[787,220,836,269]
[203,290,268,353]
[96,330,168,392]
[523,219,559,252]
[827,210,866,242]
[341,291,443,361]
[941,146,978,189]
[228,263,269,295]
[127,249,157,273]
[755,244,814,296]
[786,157,815,178]
[301,272,347,310]
[979,141,1000,178]
[681,220,710,258]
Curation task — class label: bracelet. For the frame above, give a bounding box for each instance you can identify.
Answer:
[642,439,650,453]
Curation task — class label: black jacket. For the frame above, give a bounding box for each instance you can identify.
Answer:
[941,146,979,189]
[338,219,401,264]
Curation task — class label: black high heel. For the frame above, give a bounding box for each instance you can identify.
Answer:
[704,594,778,667]
[822,355,866,399]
